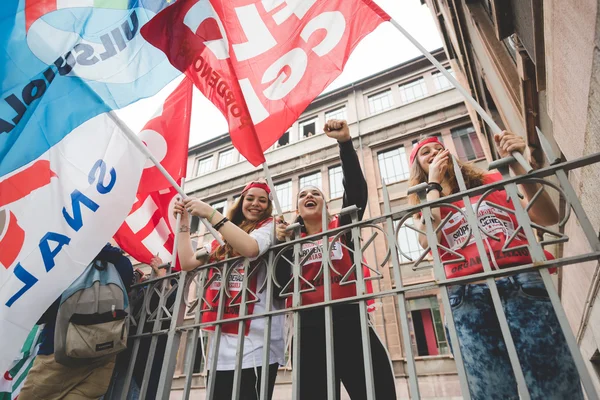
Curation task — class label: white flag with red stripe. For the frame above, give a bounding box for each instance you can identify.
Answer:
[114,78,193,266]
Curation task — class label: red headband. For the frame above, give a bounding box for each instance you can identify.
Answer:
[241,181,271,195]
[409,137,445,166]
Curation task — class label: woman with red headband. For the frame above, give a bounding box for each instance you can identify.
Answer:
[174,181,284,400]
[408,132,582,399]
[275,119,396,399]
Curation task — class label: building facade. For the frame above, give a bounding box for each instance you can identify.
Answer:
[167,49,486,398]
[422,0,600,392]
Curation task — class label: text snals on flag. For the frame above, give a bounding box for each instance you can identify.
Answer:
[142,0,390,166]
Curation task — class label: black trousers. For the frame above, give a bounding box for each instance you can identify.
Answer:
[209,363,279,400]
[298,304,396,400]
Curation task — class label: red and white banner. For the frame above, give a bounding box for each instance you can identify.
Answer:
[114,79,193,266]
[142,0,390,166]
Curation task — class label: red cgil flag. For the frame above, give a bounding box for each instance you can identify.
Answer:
[142,0,390,166]
[114,78,193,267]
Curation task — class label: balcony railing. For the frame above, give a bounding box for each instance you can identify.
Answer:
[107,130,600,400]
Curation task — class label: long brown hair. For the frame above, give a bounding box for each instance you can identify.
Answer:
[211,192,273,260]
[407,150,486,207]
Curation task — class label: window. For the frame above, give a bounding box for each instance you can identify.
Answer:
[399,79,428,104]
[300,117,318,138]
[211,200,227,216]
[396,218,423,263]
[328,166,344,199]
[277,131,289,147]
[299,172,322,190]
[377,147,410,184]
[275,181,292,212]
[195,156,213,176]
[433,68,455,92]
[325,106,347,122]
[407,297,449,356]
[368,90,393,114]
[451,126,485,161]
[217,149,234,168]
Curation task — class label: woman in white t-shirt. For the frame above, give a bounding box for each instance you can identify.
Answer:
[174,181,284,400]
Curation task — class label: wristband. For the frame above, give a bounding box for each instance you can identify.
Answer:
[209,208,217,223]
[213,217,229,231]
[426,182,443,195]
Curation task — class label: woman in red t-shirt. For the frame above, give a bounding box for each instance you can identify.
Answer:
[174,182,284,400]
[408,132,582,399]
[276,120,396,399]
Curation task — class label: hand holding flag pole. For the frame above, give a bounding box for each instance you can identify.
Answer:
[388,19,532,173]
[107,111,225,245]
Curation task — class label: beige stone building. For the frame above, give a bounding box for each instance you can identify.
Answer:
[167,49,489,398]
[421,0,600,392]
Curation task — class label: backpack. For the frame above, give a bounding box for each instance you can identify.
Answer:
[54,258,129,367]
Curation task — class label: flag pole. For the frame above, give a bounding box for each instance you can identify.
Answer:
[388,18,532,173]
[107,110,224,245]
[262,162,284,217]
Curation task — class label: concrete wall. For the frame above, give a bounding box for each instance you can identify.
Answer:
[544,0,600,389]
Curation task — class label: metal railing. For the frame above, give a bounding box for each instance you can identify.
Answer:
[107,129,600,399]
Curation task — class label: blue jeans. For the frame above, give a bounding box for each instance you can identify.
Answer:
[447,272,583,400]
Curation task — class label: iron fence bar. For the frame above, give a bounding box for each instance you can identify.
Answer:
[182,269,208,399]
[155,270,188,399]
[382,183,421,399]
[451,156,532,399]
[494,161,599,400]
[138,275,175,400]
[349,208,377,400]
[155,208,187,400]
[259,249,276,400]
[321,204,338,399]
[291,225,302,400]
[413,184,472,399]
[206,259,230,400]
[120,284,151,400]
[231,259,251,400]
[536,128,600,344]
[171,251,600,330]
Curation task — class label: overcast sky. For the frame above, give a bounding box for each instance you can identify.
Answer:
[116,0,443,147]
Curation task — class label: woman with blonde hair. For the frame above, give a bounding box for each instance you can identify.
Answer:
[174,181,285,400]
[408,132,582,399]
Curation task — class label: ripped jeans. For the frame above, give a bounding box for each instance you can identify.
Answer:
[446,271,583,400]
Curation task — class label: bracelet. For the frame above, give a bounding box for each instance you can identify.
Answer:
[208,208,217,223]
[179,225,190,233]
[213,217,229,231]
[426,182,443,194]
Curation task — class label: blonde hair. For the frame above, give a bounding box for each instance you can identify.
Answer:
[211,193,273,261]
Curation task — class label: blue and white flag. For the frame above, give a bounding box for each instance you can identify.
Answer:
[0,0,180,177]
[0,0,179,371]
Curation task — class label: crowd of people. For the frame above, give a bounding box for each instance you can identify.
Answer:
[14,120,582,399]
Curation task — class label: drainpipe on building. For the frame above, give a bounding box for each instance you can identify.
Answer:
[352,83,390,350]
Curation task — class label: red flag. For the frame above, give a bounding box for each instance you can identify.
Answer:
[114,79,193,267]
[142,0,390,166]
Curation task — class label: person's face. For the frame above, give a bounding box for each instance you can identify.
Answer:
[297,186,325,221]
[417,142,445,174]
[241,187,269,221]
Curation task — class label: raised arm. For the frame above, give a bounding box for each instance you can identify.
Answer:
[324,120,368,225]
